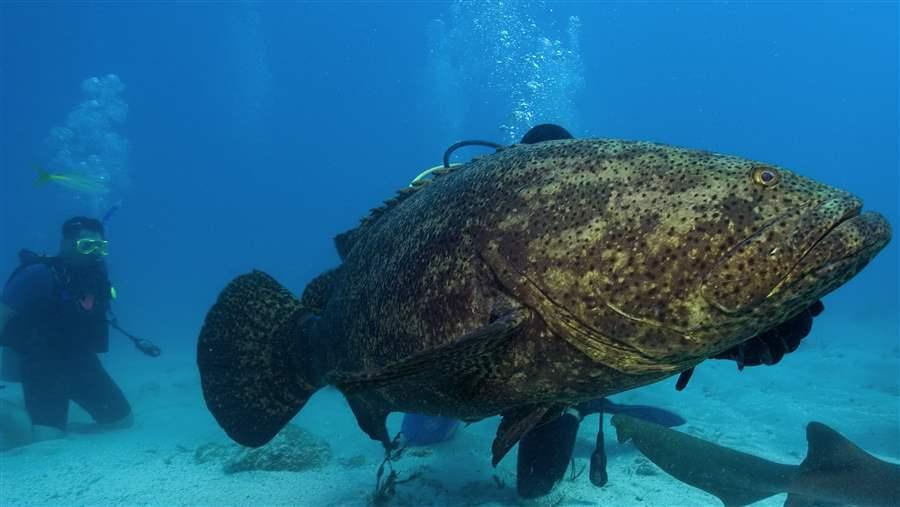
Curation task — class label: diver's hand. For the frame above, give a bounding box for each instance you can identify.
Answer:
[715,300,823,369]
[134,338,161,357]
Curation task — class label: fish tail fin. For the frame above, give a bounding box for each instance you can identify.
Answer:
[197,270,322,447]
[34,166,53,186]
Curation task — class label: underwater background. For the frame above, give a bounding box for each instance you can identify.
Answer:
[0,2,897,506]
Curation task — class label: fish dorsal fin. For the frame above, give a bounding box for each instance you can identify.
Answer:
[328,307,531,396]
[332,164,464,261]
[334,228,362,262]
[789,422,900,507]
[801,422,870,472]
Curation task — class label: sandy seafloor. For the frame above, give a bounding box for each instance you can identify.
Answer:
[1,315,897,507]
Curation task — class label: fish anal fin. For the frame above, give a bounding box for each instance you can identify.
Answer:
[346,394,392,449]
[329,308,531,396]
[491,403,564,467]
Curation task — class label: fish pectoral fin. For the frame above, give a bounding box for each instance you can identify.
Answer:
[328,308,531,396]
[492,403,565,467]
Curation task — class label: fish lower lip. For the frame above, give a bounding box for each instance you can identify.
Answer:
[767,205,863,296]
[823,206,861,239]
[798,206,862,263]
[798,209,888,278]
[814,221,886,273]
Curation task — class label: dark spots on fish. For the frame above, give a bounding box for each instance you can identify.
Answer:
[314,135,887,428]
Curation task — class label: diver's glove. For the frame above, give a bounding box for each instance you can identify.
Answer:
[714,300,824,369]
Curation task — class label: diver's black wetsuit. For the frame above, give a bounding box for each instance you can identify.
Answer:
[1,252,131,430]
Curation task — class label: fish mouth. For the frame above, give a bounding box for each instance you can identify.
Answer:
[701,196,890,314]
[782,205,862,277]
[770,208,891,296]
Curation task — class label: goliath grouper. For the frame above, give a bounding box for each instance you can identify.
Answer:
[197,139,891,467]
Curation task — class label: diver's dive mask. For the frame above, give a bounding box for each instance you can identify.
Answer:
[75,238,109,256]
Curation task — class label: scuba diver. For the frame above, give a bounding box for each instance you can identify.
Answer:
[0,216,159,451]
[401,124,826,499]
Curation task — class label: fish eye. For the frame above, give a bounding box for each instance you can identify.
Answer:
[752,166,780,187]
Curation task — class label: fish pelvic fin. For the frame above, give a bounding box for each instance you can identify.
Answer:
[197,270,320,448]
[345,394,392,449]
[492,403,565,467]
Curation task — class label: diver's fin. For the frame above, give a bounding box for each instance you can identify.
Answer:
[197,270,318,448]
[600,399,686,427]
[611,414,793,507]
[492,403,564,466]
[516,409,581,498]
[346,393,392,448]
[329,308,531,396]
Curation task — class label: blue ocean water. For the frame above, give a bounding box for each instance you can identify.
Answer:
[0,2,897,506]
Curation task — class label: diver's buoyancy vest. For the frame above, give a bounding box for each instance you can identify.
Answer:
[1,250,111,356]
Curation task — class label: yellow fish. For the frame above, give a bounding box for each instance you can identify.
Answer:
[35,167,109,195]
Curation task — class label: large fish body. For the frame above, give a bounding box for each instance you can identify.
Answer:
[197,139,890,464]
